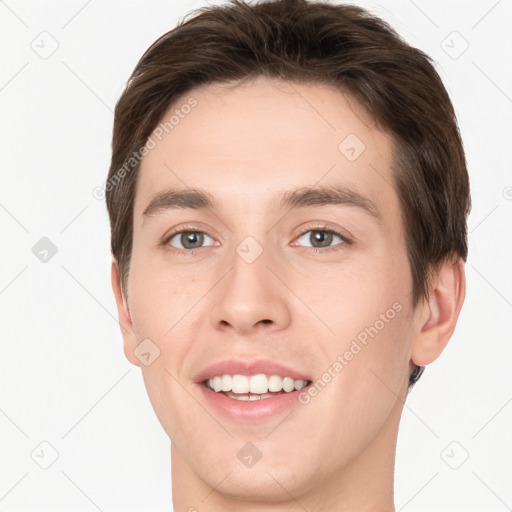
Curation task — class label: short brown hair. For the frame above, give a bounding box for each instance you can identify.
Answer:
[105,0,470,388]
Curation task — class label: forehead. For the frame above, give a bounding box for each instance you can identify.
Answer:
[134,77,398,220]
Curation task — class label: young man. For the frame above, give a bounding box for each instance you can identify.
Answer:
[105,1,470,510]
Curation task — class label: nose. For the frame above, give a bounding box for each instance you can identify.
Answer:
[209,244,292,336]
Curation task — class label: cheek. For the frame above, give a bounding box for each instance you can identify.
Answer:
[305,315,412,468]
[299,253,413,438]
[297,250,410,339]
[324,283,413,414]
[127,256,202,340]
[126,256,209,435]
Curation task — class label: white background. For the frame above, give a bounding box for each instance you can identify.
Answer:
[0,0,511,510]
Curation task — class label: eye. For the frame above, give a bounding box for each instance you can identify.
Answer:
[167,230,216,251]
[294,228,349,251]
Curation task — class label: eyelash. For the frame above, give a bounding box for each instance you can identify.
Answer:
[161,223,352,255]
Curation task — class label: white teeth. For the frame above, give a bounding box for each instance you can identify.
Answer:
[249,374,268,394]
[232,375,250,394]
[206,374,309,396]
[212,376,222,392]
[221,374,232,392]
[294,379,306,391]
[282,376,295,392]
[268,374,283,392]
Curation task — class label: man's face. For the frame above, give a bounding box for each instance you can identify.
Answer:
[119,77,423,500]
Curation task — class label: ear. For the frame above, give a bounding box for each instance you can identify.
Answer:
[111,259,141,367]
[411,257,466,366]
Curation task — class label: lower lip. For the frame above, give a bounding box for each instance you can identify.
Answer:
[197,383,307,422]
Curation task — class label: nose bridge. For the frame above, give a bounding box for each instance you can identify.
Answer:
[209,232,291,334]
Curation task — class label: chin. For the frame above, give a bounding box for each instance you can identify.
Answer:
[195,446,318,502]
[206,468,303,504]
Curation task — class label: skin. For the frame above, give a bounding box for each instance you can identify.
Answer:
[111,76,466,512]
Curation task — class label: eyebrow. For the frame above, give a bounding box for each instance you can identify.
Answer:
[142,188,217,219]
[279,185,380,219]
[142,185,380,220]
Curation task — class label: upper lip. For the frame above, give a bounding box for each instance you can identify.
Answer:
[193,359,313,384]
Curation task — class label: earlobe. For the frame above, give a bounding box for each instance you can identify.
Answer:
[411,258,466,367]
[111,259,141,367]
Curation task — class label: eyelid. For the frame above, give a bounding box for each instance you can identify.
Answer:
[162,222,221,246]
[167,231,217,251]
[292,221,353,246]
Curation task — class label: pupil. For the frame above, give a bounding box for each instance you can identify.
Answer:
[183,232,202,248]
[312,230,331,247]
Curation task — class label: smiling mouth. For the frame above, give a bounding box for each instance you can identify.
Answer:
[203,373,312,401]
